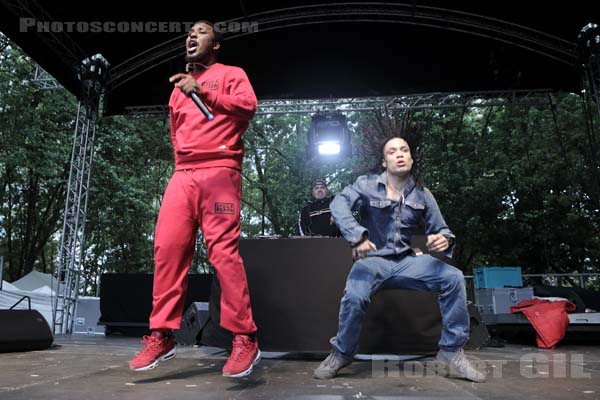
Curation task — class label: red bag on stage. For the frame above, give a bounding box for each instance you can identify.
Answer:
[510,298,576,349]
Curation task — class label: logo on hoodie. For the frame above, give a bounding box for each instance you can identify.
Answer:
[201,80,219,90]
[215,202,234,215]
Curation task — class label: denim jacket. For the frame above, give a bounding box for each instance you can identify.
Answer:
[330,171,455,257]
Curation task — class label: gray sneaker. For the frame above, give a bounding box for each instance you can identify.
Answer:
[314,349,353,379]
[436,348,486,382]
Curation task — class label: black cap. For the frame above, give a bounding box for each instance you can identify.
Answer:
[312,179,327,188]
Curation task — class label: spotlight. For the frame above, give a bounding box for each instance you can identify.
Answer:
[318,141,341,155]
[307,111,351,160]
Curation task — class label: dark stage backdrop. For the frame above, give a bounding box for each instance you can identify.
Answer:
[99,238,443,353]
[202,237,442,355]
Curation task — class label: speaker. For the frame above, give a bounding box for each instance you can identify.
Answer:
[534,286,600,313]
[464,302,491,350]
[99,273,212,336]
[201,276,233,348]
[173,302,210,345]
[0,310,54,352]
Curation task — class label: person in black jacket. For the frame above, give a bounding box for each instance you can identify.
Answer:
[298,179,341,237]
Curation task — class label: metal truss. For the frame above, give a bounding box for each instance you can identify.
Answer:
[0,0,84,66]
[257,90,553,115]
[578,23,600,115]
[226,3,575,64]
[33,65,62,90]
[109,3,576,90]
[125,89,553,119]
[124,89,552,119]
[53,54,109,335]
[124,104,169,119]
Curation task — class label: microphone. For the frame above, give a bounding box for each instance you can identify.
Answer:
[190,92,214,121]
[185,62,214,121]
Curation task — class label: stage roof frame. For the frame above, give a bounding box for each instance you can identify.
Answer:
[0,1,595,115]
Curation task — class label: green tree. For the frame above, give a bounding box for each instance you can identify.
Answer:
[350,96,600,281]
[2,32,599,292]
[80,114,174,292]
[241,112,356,237]
[0,41,76,281]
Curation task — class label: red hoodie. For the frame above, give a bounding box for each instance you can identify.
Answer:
[168,63,257,171]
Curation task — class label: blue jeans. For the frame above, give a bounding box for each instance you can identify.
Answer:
[332,253,469,356]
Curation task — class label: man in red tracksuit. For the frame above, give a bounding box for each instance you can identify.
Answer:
[129,20,260,378]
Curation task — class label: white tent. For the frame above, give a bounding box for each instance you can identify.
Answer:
[0,271,58,328]
[1,271,101,333]
[11,270,59,293]
[1,280,19,291]
[0,287,54,327]
[31,286,54,295]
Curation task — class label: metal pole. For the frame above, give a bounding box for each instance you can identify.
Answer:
[0,256,4,290]
[53,54,109,334]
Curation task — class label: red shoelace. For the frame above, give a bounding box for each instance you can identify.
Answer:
[229,336,253,362]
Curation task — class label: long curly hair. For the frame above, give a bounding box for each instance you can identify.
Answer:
[354,108,427,187]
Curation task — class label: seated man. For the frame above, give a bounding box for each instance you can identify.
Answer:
[298,179,341,237]
[314,136,486,382]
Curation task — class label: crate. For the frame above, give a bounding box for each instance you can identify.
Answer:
[73,297,105,335]
[473,266,522,289]
[475,287,534,315]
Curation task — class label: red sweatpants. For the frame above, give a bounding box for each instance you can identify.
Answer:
[149,167,257,335]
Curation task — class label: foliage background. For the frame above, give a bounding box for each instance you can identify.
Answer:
[1,37,599,294]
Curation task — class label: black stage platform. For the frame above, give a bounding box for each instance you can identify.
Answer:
[99,238,445,354]
[1,335,599,400]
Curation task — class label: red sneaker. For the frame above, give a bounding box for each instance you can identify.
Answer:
[222,335,261,378]
[129,331,176,371]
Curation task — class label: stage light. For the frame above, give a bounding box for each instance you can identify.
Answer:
[318,141,341,155]
[307,111,351,160]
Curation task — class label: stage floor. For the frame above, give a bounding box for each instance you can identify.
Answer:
[1,335,599,400]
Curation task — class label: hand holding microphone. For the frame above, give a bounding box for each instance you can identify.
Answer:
[169,73,214,121]
[190,92,214,121]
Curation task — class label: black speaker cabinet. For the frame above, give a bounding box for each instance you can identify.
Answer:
[99,273,212,336]
[465,302,490,350]
[173,302,210,345]
[534,286,600,313]
[0,310,54,353]
[202,238,443,354]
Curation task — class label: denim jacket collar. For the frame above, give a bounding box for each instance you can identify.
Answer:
[376,171,416,197]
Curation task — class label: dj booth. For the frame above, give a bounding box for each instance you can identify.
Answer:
[100,237,443,354]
